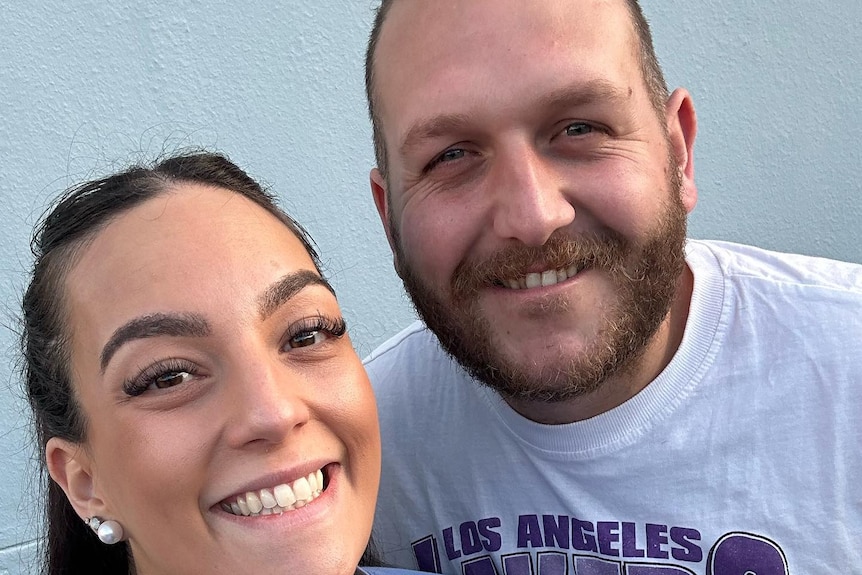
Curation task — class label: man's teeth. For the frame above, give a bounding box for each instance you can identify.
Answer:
[221,469,325,517]
[505,264,580,290]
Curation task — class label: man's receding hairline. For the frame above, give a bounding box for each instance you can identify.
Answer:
[366,0,667,176]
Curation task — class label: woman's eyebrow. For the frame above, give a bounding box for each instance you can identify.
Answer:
[100,313,210,372]
[98,272,333,372]
[257,270,335,321]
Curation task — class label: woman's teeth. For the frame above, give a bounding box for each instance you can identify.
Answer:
[221,469,325,517]
[505,264,580,290]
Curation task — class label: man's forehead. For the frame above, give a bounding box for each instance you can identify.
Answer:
[374,0,640,105]
[375,0,638,82]
[378,0,634,43]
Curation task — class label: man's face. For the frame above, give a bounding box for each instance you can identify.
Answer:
[371,0,696,403]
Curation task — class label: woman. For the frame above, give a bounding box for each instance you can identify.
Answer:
[22,152,421,574]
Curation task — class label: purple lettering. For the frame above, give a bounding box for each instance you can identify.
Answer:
[443,526,462,560]
[597,522,621,557]
[669,527,701,563]
[412,535,443,573]
[621,522,646,558]
[707,532,788,575]
[463,555,499,575]
[461,521,484,555]
[645,524,669,559]
[517,515,545,548]
[479,517,503,552]
[542,515,570,549]
[572,518,598,553]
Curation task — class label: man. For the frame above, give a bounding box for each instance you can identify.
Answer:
[362,1,862,573]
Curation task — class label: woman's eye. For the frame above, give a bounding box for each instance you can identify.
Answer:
[564,122,593,137]
[283,316,346,352]
[288,331,328,349]
[124,361,199,397]
[153,371,193,389]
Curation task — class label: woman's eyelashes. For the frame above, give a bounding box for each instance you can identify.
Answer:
[283,314,347,350]
[121,315,348,397]
[123,358,200,397]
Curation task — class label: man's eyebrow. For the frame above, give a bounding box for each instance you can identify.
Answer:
[399,113,473,160]
[533,79,633,114]
[398,80,632,159]
[100,313,210,372]
[257,270,336,321]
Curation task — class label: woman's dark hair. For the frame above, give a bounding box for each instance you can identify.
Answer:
[22,151,322,574]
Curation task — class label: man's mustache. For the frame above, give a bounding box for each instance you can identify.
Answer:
[451,231,630,300]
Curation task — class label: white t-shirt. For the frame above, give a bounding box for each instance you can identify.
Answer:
[365,240,862,574]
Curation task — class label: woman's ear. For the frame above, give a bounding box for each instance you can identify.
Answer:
[45,437,109,521]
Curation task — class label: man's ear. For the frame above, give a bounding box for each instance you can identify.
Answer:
[45,437,109,522]
[370,168,401,274]
[665,88,698,213]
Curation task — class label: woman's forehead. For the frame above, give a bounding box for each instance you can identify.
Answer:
[62,184,321,361]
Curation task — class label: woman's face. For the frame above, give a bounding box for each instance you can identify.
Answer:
[50,184,380,575]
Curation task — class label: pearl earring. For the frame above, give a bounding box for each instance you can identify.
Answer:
[86,516,124,544]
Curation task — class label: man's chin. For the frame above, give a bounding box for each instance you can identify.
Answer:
[489,336,588,370]
[455,332,611,401]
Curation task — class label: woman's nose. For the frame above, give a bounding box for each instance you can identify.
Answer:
[222,354,311,451]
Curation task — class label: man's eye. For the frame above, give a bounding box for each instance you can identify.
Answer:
[564,122,593,137]
[288,331,328,349]
[440,148,465,162]
[426,148,466,171]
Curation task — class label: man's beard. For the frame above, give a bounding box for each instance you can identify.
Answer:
[391,164,689,404]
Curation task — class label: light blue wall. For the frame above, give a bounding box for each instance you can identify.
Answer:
[0,0,858,571]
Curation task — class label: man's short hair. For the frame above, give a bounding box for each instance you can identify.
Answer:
[364,0,669,177]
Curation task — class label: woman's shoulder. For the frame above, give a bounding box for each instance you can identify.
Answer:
[359,568,429,575]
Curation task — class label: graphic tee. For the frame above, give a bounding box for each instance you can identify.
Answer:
[365,240,862,574]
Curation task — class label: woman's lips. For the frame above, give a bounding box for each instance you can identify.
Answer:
[219,468,326,517]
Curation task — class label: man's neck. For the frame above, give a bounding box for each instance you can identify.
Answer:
[504,266,695,425]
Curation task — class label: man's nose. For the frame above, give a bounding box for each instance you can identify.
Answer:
[489,144,575,246]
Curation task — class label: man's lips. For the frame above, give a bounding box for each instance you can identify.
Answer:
[497,263,585,290]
